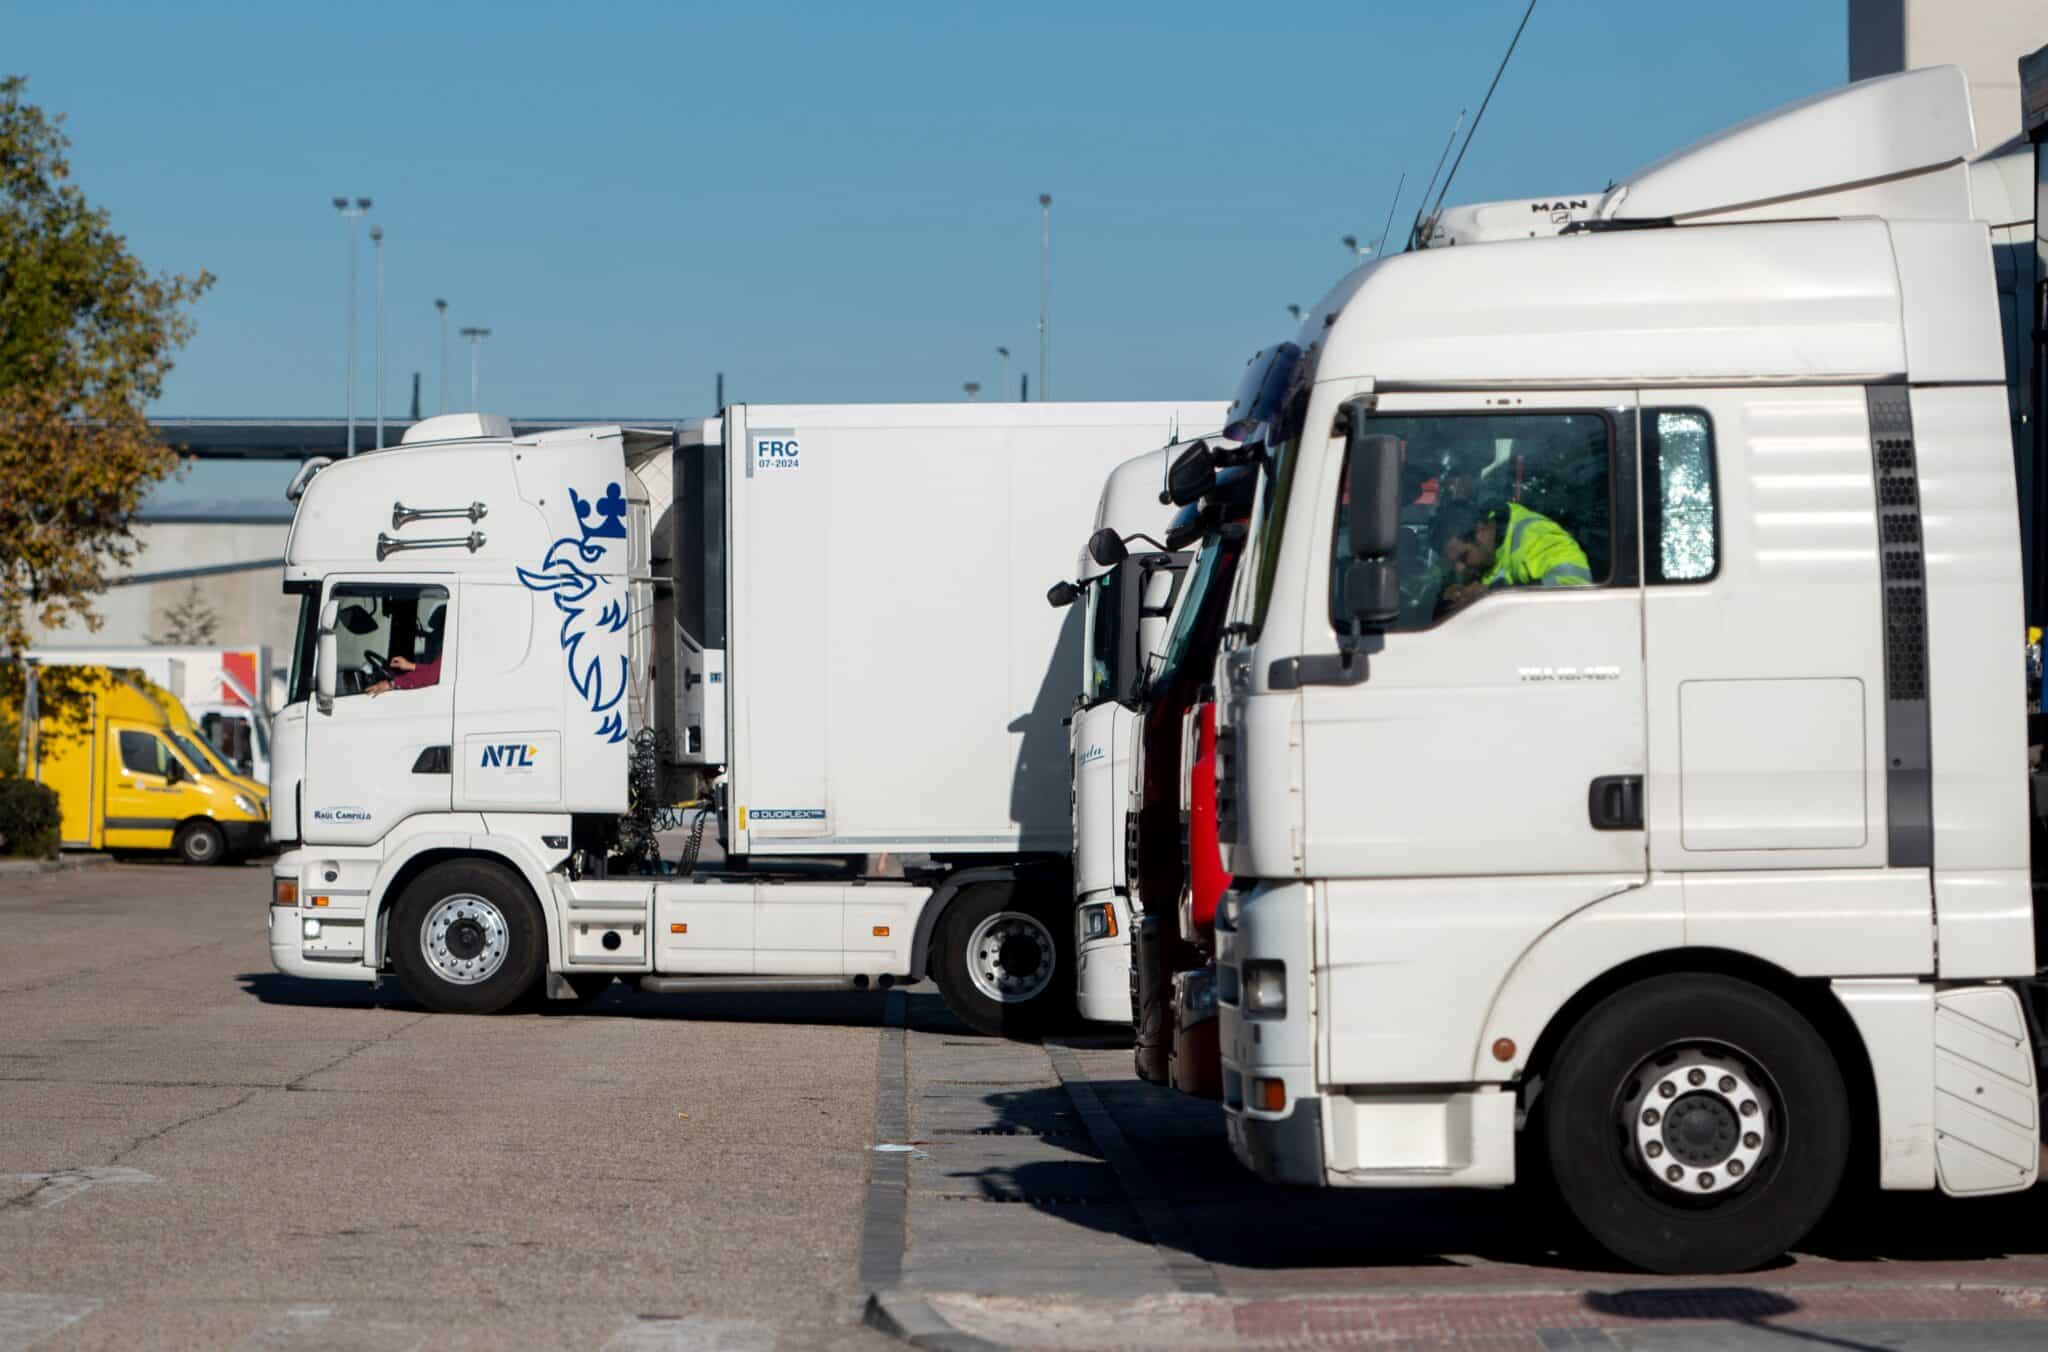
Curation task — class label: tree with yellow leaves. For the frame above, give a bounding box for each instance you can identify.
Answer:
[0,74,213,659]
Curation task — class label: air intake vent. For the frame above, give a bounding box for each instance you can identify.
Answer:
[1866,385,1930,868]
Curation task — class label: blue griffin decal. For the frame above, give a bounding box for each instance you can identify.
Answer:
[518,481,631,743]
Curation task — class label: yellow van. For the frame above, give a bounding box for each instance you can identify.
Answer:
[22,665,269,864]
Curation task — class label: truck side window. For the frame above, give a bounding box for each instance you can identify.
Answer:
[1330,411,1614,631]
[328,584,450,697]
[1643,409,1717,583]
[118,729,173,778]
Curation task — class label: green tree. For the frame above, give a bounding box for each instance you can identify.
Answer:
[148,581,221,645]
[0,74,213,659]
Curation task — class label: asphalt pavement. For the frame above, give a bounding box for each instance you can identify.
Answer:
[6,864,2048,1351]
[0,862,898,1351]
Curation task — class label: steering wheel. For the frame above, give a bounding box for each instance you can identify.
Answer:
[359,650,394,682]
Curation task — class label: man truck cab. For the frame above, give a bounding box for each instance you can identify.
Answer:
[1209,67,2045,1274]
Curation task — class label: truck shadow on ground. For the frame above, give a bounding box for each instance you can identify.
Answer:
[948,1072,2048,1276]
[234,971,930,1030]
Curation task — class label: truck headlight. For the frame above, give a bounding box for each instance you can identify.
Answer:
[1243,959,1286,1017]
[1078,901,1119,943]
[234,793,260,816]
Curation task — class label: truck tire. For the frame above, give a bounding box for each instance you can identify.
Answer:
[1535,973,1849,1274]
[175,820,227,866]
[390,859,546,1015]
[932,882,1074,1040]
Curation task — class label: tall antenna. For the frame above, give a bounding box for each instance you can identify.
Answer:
[1423,0,1540,242]
[1372,172,1407,258]
[1407,111,1465,251]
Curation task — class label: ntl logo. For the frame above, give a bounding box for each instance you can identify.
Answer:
[481,744,538,769]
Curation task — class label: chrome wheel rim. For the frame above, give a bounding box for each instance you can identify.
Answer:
[1617,1042,1777,1200]
[965,910,1056,1004]
[420,893,510,986]
[185,829,219,862]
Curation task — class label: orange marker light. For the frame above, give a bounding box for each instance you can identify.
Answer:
[272,880,298,908]
[311,896,331,908]
[1253,1078,1287,1113]
[671,923,687,934]
[873,925,890,937]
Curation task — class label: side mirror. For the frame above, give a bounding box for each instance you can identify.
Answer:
[1341,558,1401,629]
[316,599,339,715]
[165,758,186,785]
[1087,527,1126,568]
[1046,580,1079,609]
[1165,441,1215,506]
[1346,431,1403,560]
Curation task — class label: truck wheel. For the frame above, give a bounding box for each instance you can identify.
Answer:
[175,820,226,866]
[390,860,546,1014]
[933,883,1074,1040]
[1536,973,1849,1274]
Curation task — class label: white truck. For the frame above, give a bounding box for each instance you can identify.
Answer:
[1206,66,2047,1274]
[1050,448,1196,1023]
[265,402,1220,1036]
[27,644,274,783]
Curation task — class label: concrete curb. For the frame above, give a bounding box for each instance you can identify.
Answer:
[862,1291,1005,1352]
[0,852,114,876]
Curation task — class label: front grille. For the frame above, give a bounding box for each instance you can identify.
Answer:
[1125,806,1142,894]
[1214,722,1238,845]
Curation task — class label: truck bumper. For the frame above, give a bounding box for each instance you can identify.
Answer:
[1225,1095,1325,1185]
[1218,879,1323,1183]
[1074,894,1133,1023]
[268,853,375,983]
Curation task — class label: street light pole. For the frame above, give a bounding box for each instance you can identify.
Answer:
[460,327,491,411]
[371,224,386,450]
[332,196,372,455]
[996,346,1009,403]
[434,299,449,414]
[1038,193,1052,401]
[963,382,981,400]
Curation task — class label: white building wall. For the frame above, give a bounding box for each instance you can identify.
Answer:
[28,522,297,689]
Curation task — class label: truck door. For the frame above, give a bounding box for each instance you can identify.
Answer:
[1297,392,1649,1084]
[302,577,455,846]
[104,722,188,851]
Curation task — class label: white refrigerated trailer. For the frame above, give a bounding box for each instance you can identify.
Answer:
[266,402,1222,1036]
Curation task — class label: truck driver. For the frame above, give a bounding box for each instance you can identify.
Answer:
[1433,499,1593,612]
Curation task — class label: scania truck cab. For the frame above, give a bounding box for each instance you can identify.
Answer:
[267,402,1223,1036]
[1207,67,2046,1273]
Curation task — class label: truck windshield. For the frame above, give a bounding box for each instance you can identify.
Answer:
[1239,342,1320,641]
[171,730,233,782]
[1082,574,1121,705]
[285,586,318,707]
[1157,542,1224,681]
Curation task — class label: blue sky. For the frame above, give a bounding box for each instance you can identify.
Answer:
[11,1,1847,416]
